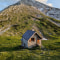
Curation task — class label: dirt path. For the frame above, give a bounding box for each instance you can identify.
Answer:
[48,19,60,27]
[0,26,11,35]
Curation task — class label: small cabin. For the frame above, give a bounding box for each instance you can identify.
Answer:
[21,30,42,48]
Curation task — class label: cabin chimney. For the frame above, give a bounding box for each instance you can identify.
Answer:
[32,29,34,31]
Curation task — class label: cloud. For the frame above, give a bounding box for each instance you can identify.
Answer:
[47,3,52,7]
[36,0,48,4]
[35,0,53,6]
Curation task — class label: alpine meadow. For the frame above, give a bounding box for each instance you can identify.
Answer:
[0,0,60,60]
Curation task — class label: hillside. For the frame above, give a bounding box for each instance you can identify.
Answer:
[0,36,60,60]
[0,1,60,60]
[0,4,60,39]
[14,0,60,20]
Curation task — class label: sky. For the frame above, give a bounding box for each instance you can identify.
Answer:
[0,0,60,11]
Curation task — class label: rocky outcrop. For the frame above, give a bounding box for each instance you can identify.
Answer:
[14,0,60,20]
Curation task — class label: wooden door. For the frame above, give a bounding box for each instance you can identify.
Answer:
[37,40,40,44]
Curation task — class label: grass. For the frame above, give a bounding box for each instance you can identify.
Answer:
[0,36,60,60]
[42,37,60,50]
[0,36,21,51]
[47,17,60,23]
[35,18,60,39]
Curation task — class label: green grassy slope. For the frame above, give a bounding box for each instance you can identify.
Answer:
[0,36,60,60]
[0,4,60,39]
[0,4,60,60]
[36,18,60,39]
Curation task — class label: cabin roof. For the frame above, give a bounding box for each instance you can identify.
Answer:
[22,30,35,41]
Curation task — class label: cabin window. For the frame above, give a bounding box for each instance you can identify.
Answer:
[31,38,35,42]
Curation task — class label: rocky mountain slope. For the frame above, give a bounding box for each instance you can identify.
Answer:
[0,1,60,39]
[13,0,60,20]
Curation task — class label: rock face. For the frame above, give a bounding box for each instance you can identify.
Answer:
[15,0,60,20]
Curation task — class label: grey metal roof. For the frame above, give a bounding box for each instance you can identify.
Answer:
[22,30,35,41]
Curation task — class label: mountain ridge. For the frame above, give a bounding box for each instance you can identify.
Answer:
[0,0,60,20]
[14,0,60,20]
